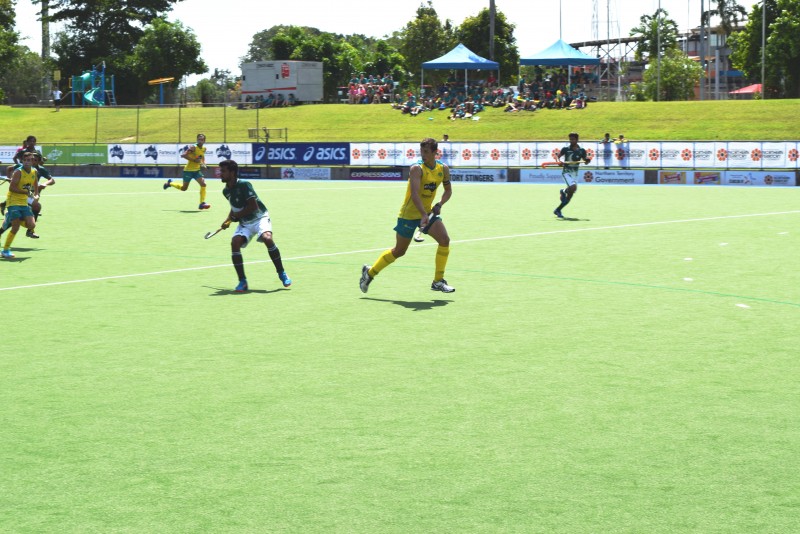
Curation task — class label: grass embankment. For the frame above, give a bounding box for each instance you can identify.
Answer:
[1,99,798,144]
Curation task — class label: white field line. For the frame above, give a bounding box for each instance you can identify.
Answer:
[1,210,798,292]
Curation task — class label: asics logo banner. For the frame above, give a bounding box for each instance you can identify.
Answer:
[252,143,350,165]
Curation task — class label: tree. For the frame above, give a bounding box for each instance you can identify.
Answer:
[728,0,799,97]
[0,0,19,67]
[766,0,800,97]
[702,0,748,37]
[642,48,703,100]
[728,0,777,92]
[0,45,48,104]
[455,7,518,85]
[400,1,456,86]
[42,0,177,104]
[131,18,206,102]
[629,9,680,62]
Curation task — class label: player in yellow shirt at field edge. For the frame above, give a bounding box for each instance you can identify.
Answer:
[163,133,211,209]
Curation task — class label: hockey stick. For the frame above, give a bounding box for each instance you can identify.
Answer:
[204,219,231,239]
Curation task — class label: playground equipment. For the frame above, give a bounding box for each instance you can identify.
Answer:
[147,77,175,105]
[69,63,116,107]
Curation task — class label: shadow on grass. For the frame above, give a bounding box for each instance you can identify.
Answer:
[361,297,454,311]
[205,286,288,296]
[0,256,32,262]
[555,216,585,221]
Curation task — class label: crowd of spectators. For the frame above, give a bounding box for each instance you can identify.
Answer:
[387,67,595,118]
[242,92,297,108]
[344,73,396,104]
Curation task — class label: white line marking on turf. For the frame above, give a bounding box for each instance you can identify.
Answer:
[684,278,693,282]
[736,304,751,309]
[1,210,798,292]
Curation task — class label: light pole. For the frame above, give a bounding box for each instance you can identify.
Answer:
[656,1,661,101]
[761,0,766,99]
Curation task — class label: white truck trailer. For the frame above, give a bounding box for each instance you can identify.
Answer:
[240,61,323,103]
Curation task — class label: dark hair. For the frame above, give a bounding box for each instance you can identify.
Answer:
[26,135,36,143]
[420,137,438,152]
[569,132,579,138]
[219,159,238,175]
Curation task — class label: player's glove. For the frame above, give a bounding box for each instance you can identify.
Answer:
[432,202,442,216]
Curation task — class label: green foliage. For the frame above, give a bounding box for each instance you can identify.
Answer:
[642,48,703,101]
[400,1,456,85]
[44,0,199,104]
[728,0,800,98]
[0,45,48,104]
[455,7,519,85]
[629,8,680,62]
[767,0,800,97]
[0,0,19,75]
[131,18,206,103]
[702,0,748,36]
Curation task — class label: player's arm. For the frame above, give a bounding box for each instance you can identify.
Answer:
[581,149,592,165]
[230,197,259,222]
[408,164,428,226]
[434,165,452,215]
[8,169,25,194]
[180,147,195,161]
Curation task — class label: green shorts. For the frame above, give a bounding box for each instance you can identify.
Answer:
[2,205,33,230]
[394,217,421,239]
[182,170,204,183]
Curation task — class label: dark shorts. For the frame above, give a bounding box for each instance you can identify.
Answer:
[394,217,421,239]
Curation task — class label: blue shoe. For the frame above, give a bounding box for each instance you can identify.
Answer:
[235,279,248,292]
[1,249,15,259]
[554,209,564,219]
[163,179,172,190]
[198,203,211,210]
[279,272,292,287]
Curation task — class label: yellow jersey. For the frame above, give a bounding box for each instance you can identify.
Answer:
[183,144,207,171]
[398,160,446,219]
[7,167,38,207]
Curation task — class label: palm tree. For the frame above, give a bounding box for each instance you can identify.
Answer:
[702,0,748,36]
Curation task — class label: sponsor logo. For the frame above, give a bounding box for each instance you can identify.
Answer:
[788,148,799,162]
[109,145,124,160]
[681,148,693,161]
[583,171,594,182]
[216,145,232,159]
[750,148,762,161]
[716,148,728,161]
[144,145,158,161]
[46,149,64,161]
[649,148,660,160]
[351,148,362,159]
[461,149,473,161]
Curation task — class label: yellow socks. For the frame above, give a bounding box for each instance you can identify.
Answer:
[4,231,16,249]
[200,185,207,203]
[169,182,182,190]
[435,245,450,281]
[370,249,396,277]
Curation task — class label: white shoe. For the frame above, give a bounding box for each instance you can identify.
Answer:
[431,279,455,293]
[359,265,373,293]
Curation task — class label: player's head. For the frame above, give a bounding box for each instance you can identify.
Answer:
[568,132,579,141]
[25,135,37,146]
[420,137,438,153]
[22,152,35,166]
[219,159,238,181]
[196,133,206,144]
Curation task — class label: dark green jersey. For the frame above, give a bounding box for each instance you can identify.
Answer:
[559,144,588,175]
[222,179,268,223]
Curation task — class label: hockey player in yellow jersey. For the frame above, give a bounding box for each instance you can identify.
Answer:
[163,133,211,209]
[360,137,455,293]
[1,152,38,258]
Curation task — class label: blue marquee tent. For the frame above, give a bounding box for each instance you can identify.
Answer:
[422,43,500,94]
[520,39,600,66]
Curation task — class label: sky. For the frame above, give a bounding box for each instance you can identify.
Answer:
[14,0,705,84]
